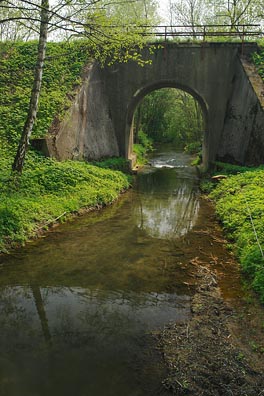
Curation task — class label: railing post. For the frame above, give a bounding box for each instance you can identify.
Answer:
[241,24,245,56]
[165,26,167,42]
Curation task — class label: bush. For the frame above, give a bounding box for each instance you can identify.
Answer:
[133,130,153,165]
[252,50,264,81]
[184,142,201,155]
[93,157,131,173]
[210,168,264,302]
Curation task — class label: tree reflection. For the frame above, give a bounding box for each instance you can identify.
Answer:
[134,170,199,239]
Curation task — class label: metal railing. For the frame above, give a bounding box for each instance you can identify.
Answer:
[130,24,263,42]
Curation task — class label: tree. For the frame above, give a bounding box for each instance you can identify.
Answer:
[205,0,263,28]
[169,0,206,28]
[0,0,41,41]
[12,0,49,173]
[134,88,204,150]
[165,0,263,35]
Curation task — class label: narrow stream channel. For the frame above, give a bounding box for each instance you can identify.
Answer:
[0,146,202,396]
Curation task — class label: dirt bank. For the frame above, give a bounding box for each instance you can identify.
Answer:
[159,199,264,396]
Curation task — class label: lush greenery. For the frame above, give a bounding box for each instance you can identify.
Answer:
[133,88,204,153]
[93,157,131,173]
[0,40,131,253]
[252,47,264,82]
[0,147,130,253]
[0,40,90,145]
[133,130,154,165]
[209,163,264,302]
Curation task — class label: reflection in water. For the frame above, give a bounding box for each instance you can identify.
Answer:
[0,149,199,396]
[134,150,200,239]
[0,286,189,396]
[134,169,199,239]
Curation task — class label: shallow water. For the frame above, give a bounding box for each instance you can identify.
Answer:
[0,146,201,396]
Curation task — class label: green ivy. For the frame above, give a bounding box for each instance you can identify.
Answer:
[0,40,90,144]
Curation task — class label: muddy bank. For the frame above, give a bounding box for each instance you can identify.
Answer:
[159,198,264,396]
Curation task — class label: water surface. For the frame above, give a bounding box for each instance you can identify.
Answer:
[0,147,200,396]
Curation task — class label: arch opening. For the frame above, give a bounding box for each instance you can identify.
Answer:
[125,81,209,167]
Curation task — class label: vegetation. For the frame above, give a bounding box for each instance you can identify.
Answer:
[0,39,132,252]
[133,130,154,165]
[93,157,131,173]
[0,147,130,253]
[208,163,264,302]
[133,88,204,163]
[166,0,263,32]
[0,40,89,144]
[1,0,159,173]
[252,48,264,82]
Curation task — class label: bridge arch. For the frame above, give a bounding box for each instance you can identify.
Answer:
[125,80,209,165]
[49,43,264,167]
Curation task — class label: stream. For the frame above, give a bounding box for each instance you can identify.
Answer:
[0,146,235,396]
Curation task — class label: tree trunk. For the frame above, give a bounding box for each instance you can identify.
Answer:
[12,0,49,173]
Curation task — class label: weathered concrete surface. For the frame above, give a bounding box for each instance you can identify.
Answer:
[218,56,264,165]
[44,42,264,167]
[45,64,119,161]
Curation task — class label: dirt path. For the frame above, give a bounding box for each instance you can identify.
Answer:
[159,199,264,396]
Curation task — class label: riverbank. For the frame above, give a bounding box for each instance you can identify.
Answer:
[159,197,264,396]
[0,148,130,253]
[204,163,264,303]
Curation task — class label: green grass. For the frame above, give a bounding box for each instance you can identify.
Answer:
[210,166,264,302]
[0,146,130,253]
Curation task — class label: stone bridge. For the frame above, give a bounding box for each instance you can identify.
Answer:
[41,42,264,168]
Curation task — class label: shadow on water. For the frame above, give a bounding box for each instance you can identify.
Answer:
[0,147,201,396]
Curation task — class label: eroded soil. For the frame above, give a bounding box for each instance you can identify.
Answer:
[159,198,264,396]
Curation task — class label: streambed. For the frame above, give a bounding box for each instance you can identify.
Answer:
[0,146,263,396]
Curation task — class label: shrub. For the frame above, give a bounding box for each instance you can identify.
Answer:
[210,168,264,302]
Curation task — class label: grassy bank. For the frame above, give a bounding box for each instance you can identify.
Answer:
[207,163,264,302]
[0,147,130,253]
[0,40,131,253]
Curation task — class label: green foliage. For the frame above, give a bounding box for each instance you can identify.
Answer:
[133,130,153,165]
[184,142,202,155]
[210,168,264,302]
[213,161,262,175]
[93,157,131,173]
[252,49,264,81]
[134,88,204,150]
[0,149,130,253]
[0,41,90,144]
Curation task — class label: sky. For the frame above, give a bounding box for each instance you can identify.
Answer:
[157,0,170,22]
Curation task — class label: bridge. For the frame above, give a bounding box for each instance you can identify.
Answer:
[42,41,264,168]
